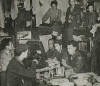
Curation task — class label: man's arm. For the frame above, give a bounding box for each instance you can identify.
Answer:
[7,61,36,78]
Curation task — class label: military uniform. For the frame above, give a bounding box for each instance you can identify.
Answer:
[67,51,88,73]
[7,58,36,86]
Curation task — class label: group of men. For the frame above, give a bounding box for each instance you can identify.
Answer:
[0,0,100,86]
[46,39,89,73]
[42,0,100,75]
[0,38,90,86]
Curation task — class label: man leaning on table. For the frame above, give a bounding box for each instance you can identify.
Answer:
[6,44,37,86]
[62,41,88,73]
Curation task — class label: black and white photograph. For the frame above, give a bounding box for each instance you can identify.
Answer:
[0,0,100,86]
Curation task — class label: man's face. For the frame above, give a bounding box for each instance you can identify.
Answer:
[88,6,93,12]
[7,42,14,50]
[70,0,75,6]
[48,40,54,50]
[67,45,76,55]
[51,4,57,10]
[54,43,62,52]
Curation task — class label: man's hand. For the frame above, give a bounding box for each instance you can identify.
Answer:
[62,59,71,69]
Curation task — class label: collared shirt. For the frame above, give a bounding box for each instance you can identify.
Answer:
[0,49,13,71]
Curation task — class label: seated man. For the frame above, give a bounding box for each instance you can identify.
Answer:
[54,40,63,62]
[46,38,59,59]
[62,41,88,73]
[46,39,67,62]
[42,0,62,35]
[7,44,36,86]
[42,0,62,25]
[54,40,70,63]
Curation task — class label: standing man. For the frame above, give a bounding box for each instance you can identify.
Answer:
[63,0,81,47]
[7,44,36,86]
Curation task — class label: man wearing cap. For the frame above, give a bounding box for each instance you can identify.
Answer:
[6,44,36,86]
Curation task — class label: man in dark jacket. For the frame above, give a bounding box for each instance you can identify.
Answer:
[6,44,36,86]
[65,41,87,73]
[46,38,59,60]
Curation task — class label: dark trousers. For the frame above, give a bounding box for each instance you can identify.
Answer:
[0,71,7,86]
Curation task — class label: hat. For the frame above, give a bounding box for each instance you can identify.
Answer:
[15,44,28,56]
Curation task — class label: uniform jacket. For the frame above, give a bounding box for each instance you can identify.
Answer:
[67,51,87,73]
[7,58,36,86]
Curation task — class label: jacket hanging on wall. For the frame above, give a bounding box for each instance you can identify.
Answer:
[24,0,31,11]
[11,0,18,20]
